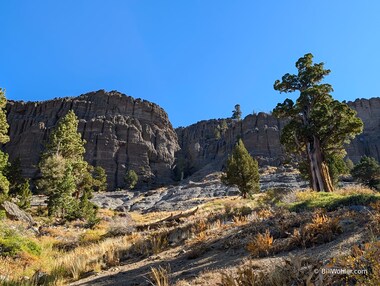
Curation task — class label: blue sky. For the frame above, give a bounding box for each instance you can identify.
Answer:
[1,1,380,127]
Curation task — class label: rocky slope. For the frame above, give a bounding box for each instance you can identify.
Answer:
[3,90,179,189]
[176,97,380,177]
[89,166,308,212]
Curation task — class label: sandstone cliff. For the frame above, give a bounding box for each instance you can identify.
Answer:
[4,90,179,189]
[175,97,380,177]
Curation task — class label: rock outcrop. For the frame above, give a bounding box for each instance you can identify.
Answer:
[175,97,380,177]
[0,201,36,226]
[346,98,380,162]
[4,90,179,190]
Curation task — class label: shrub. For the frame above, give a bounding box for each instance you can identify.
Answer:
[351,156,380,190]
[125,170,138,189]
[299,212,342,247]
[0,226,41,257]
[246,229,274,257]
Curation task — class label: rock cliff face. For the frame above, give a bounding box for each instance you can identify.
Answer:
[3,91,380,189]
[175,97,380,177]
[4,90,179,190]
[346,98,380,162]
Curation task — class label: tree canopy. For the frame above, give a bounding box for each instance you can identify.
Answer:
[273,53,363,192]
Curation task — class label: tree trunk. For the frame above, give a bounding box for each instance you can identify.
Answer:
[307,137,334,192]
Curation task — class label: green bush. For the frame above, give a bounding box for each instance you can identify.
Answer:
[351,156,380,190]
[0,227,41,257]
[125,170,138,189]
[0,210,6,220]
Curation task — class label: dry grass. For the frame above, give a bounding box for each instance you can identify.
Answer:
[269,255,324,286]
[300,212,342,247]
[333,241,380,285]
[151,232,169,255]
[246,229,274,258]
[148,265,170,286]
[220,265,265,286]
[220,255,324,286]
[47,233,141,281]
[335,185,377,196]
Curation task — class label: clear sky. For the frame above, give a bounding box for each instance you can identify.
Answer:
[1,1,379,127]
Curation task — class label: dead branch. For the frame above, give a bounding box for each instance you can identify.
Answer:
[136,207,198,231]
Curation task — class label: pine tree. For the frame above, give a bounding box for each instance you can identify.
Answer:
[0,88,10,197]
[17,180,32,209]
[222,139,259,198]
[232,104,242,121]
[92,166,107,192]
[38,110,99,220]
[273,53,363,192]
[5,158,32,209]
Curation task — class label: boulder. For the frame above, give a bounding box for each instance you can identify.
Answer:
[0,201,36,226]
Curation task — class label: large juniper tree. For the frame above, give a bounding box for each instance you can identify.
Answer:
[222,139,259,198]
[273,53,363,192]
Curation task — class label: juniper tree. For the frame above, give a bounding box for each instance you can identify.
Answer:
[273,53,363,192]
[0,88,9,197]
[222,139,259,198]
